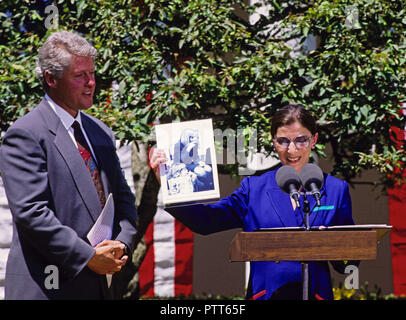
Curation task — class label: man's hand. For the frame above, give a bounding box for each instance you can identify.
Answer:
[87,240,128,275]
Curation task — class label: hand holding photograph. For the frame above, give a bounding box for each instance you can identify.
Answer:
[155,119,220,206]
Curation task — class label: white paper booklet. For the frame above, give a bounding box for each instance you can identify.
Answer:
[87,193,115,287]
[87,193,114,246]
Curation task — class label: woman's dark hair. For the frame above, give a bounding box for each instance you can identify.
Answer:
[271,104,317,137]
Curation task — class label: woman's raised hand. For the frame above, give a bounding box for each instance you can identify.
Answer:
[149,147,167,184]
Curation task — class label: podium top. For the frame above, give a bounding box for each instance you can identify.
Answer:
[255,224,392,242]
[230,225,391,262]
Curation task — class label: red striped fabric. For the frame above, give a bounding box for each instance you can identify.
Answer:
[388,104,406,296]
[139,220,155,297]
[139,209,194,298]
[388,185,406,295]
[141,146,194,297]
[174,219,194,296]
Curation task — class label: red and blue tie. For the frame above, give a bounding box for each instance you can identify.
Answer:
[72,121,106,208]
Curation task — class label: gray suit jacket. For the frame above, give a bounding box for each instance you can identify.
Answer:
[0,99,138,299]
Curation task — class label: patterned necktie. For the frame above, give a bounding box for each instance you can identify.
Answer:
[72,121,106,208]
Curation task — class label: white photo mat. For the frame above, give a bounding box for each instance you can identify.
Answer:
[155,119,220,206]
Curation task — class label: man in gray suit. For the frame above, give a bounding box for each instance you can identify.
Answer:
[0,31,138,299]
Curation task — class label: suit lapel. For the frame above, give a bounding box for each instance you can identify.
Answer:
[266,188,301,227]
[38,101,102,222]
[266,169,301,227]
[307,182,327,227]
[266,167,329,228]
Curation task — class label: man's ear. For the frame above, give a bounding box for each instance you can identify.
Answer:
[44,70,58,89]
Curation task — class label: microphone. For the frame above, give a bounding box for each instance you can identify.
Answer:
[276,165,302,209]
[299,163,324,206]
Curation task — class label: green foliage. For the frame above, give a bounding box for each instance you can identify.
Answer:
[283,0,406,184]
[142,282,406,300]
[1,0,406,185]
[333,281,406,300]
[140,293,244,300]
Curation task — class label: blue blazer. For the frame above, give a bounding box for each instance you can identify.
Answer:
[0,99,138,299]
[166,166,356,300]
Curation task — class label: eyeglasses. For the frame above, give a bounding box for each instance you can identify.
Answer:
[274,135,312,149]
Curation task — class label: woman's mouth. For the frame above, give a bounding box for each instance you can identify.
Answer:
[287,157,300,163]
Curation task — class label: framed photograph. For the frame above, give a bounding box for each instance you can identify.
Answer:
[155,119,220,206]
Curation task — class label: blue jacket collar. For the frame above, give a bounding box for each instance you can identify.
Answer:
[266,166,327,227]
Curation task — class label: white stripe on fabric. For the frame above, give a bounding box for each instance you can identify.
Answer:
[153,189,175,297]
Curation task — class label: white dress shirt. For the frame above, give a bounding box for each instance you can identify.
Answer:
[45,94,98,162]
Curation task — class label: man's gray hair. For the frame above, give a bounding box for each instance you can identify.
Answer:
[35,30,96,91]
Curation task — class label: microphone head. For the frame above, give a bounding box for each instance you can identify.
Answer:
[275,165,301,194]
[299,163,324,191]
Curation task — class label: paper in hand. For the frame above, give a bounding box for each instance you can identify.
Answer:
[87,193,115,287]
[87,193,114,246]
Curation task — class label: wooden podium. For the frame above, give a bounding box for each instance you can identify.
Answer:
[229,225,391,299]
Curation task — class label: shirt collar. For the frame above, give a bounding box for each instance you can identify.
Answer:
[45,94,83,130]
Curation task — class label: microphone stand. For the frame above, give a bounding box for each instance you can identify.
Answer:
[299,191,322,300]
[301,193,311,300]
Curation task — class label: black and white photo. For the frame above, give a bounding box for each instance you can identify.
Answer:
[155,119,220,206]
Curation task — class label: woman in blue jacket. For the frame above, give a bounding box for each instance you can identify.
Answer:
[150,104,357,300]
